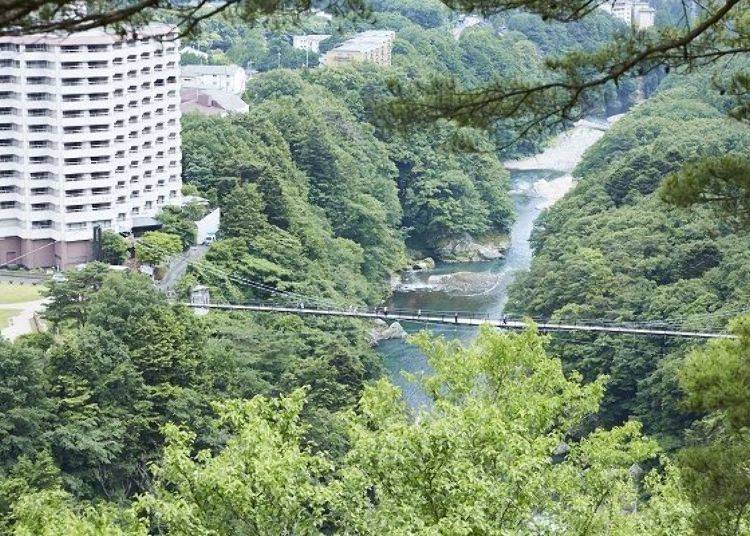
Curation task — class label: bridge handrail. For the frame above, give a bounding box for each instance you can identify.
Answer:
[180,302,738,340]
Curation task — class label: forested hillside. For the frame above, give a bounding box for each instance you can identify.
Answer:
[180,0,634,267]
[507,75,750,444]
[1,3,594,522]
[6,0,749,532]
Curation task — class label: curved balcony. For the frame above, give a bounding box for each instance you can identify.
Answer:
[27,193,61,205]
[56,50,117,63]
[58,98,94,111]
[80,161,117,175]
[25,162,60,175]
[22,67,56,79]
[0,191,24,204]
[61,114,111,128]
[28,208,61,221]
[0,159,22,171]
[57,130,95,144]
[24,226,64,241]
[25,78,57,89]
[27,178,59,189]
[0,207,26,220]
[22,51,59,63]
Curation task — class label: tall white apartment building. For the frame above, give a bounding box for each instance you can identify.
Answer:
[0,24,182,269]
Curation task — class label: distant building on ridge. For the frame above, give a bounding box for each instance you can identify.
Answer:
[322,30,396,67]
[599,0,656,30]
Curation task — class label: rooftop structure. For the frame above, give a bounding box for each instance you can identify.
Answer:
[180,87,249,117]
[180,46,209,59]
[599,0,656,29]
[181,64,247,95]
[0,23,182,269]
[292,34,331,53]
[322,30,396,67]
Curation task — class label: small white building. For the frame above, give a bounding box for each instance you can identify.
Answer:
[181,64,247,95]
[310,8,333,21]
[632,3,656,29]
[292,35,331,53]
[452,15,485,40]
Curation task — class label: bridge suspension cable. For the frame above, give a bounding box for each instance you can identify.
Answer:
[182,302,738,340]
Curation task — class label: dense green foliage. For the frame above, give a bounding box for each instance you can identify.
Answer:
[134,231,183,266]
[677,317,750,534]
[507,79,750,445]
[156,205,201,249]
[99,231,129,265]
[178,0,629,260]
[4,328,706,534]
[0,267,380,518]
[180,108,404,303]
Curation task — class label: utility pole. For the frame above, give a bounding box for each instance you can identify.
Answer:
[277,51,281,69]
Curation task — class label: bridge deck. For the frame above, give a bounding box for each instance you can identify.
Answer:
[182,303,737,340]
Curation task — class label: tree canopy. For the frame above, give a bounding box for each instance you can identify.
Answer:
[5,327,705,534]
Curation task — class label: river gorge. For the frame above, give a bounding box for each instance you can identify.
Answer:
[379,120,611,409]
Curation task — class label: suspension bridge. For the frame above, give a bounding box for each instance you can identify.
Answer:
[182,301,738,340]
[130,239,740,342]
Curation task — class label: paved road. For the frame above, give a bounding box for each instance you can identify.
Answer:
[0,270,50,284]
[157,245,208,294]
[0,298,49,341]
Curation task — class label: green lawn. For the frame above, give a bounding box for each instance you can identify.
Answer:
[0,282,42,304]
[0,309,16,330]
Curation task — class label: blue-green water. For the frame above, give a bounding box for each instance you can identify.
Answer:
[378,169,566,409]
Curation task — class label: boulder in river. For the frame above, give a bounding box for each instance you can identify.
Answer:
[436,233,507,262]
[411,257,436,270]
[370,321,407,346]
[427,271,500,294]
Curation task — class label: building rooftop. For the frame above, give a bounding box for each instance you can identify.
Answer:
[182,64,245,77]
[181,87,249,115]
[131,216,163,230]
[330,30,396,54]
[200,89,247,110]
[293,34,331,43]
[0,22,177,45]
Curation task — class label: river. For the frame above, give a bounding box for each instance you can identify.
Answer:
[378,121,609,409]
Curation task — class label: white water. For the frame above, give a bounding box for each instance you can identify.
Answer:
[504,120,608,173]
